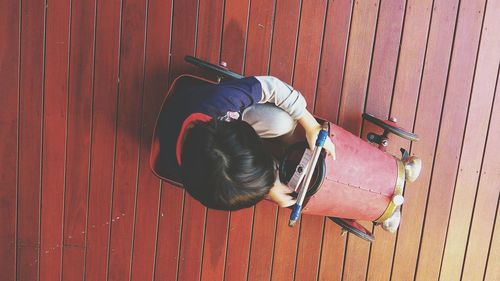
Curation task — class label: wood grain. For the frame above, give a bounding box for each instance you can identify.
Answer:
[0,0,20,280]
[39,0,70,280]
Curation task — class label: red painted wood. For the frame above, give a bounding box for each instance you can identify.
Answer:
[363,1,406,280]
[459,4,500,279]
[195,2,229,281]
[224,210,253,281]
[388,0,434,279]
[292,2,328,280]
[84,0,121,280]
[462,70,500,281]
[294,215,325,281]
[485,200,500,281]
[149,1,183,279]
[271,209,301,281]
[293,0,327,110]
[243,0,275,76]
[314,0,352,124]
[39,0,70,280]
[201,210,229,281]
[170,1,209,281]
[129,0,173,280]
[194,2,229,281]
[7,1,500,281]
[196,0,224,64]
[106,0,148,279]
[437,1,488,280]
[0,0,20,280]
[220,2,254,281]
[315,2,352,280]
[154,184,184,281]
[248,200,278,281]
[17,0,45,279]
[268,0,300,83]
[413,0,478,279]
[267,2,301,280]
[244,1,277,280]
[338,1,379,280]
[61,0,96,279]
[220,0,250,75]
[318,220,345,281]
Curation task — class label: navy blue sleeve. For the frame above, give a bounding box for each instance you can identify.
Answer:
[197,77,263,117]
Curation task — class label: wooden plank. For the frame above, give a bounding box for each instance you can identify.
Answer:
[437,1,488,280]
[149,0,183,279]
[267,1,302,280]
[129,0,173,280]
[294,216,325,281]
[318,220,346,281]
[363,1,406,280]
[0,0,20,280]
[459,3,500,278]
[200,210,229,281]
[292,1,328,280]
[314,0,352,124]
[413,0,489,279]
[220,2,253,281]
[293,0,328,110]
[268,0,300,82]
[485,198,500,281]
[244,1,277,280]
[387,0,434,279]
[154,184,184,281]
[243,0,275,76]
[17,0,45,279]
[461,68,499,281]
[195,2,228,281]
[39,0,70,280]
[83,0,122,279]
[106,0,147,279]
[60,0,96,279]
[169,1,209,280]
[315,1,353,280]
[337,0,378,134]
[220,0,250,75]
[337,1,379,280]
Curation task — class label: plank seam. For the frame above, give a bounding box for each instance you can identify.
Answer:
[459,61,500,281]
[105,0,125,278]
[152,1,176,279]
[128,0,151,278]
[15,0,22,279]
[410,1,460,279]
[266,1,280,279]
[483,192,500,280]
[387,0,410,273]
[60,0,75,278]
[436,0,487,279]
[38,0,49,279]
[480,65,500,281]
[290,0,304,86]
[361,2,384,279]
[82,0,99,279]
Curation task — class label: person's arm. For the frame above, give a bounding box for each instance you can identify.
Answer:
[266,177,296,207]
[298,110,336,159]
[255,76,307,120]
[256,76,336,157]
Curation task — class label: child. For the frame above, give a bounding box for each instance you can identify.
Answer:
[157,76,335,210]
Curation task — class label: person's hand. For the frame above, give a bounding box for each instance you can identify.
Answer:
[266,180,296,208]
[299,111,336,159]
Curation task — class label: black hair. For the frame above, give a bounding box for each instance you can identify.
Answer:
[181,119,276,210]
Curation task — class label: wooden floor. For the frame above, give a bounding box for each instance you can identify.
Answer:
[2,0,500,280]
